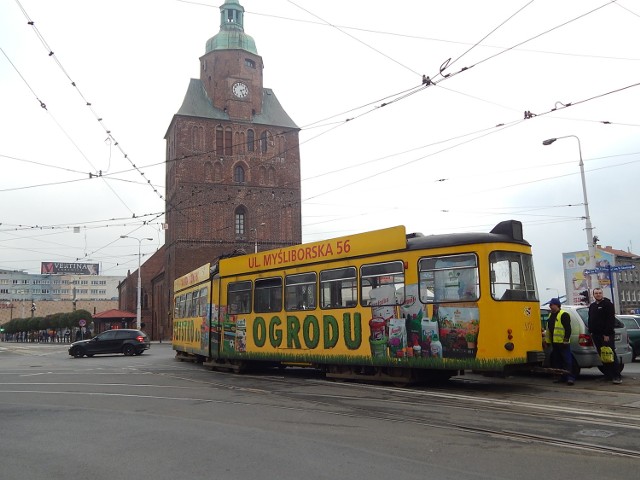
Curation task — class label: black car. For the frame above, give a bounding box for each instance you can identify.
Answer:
[68,329,150,358]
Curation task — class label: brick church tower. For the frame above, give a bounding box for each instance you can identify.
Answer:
[164,0,301,303]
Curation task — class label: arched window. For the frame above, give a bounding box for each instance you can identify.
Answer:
[247,129,255,152]
[204,162,213,182]
[235,207,246,235]
[213,161,222,182]
[268,166,276,186]
[225,127,233,156]
[236,131,244,154]
[259,166,267,185]
[260,131,268,154]
[234,165,245,183]
[215,126,224,155]
[192,126,204,152]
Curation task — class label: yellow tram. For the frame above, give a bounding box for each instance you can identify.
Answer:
[173,220,544,382]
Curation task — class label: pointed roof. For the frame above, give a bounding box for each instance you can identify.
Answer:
[206,0,258,55]
[169,78,299,130]
[93,309,136,319]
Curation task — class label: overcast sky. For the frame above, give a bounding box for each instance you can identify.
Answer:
[1,0,639,300]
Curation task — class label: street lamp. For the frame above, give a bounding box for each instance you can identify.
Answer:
[542,135,596,275]
[545,287,559,299]
[121,235,153,330]
[252,222,266,254]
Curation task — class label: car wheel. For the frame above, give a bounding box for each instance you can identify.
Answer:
[72,347,84,358]
[123,344,135,356]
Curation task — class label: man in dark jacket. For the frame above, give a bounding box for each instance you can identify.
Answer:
[545,298,575,385]
[588,287,622,384]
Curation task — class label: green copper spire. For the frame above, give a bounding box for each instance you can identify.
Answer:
[205,0,258,55]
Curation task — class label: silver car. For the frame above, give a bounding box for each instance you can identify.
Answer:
[540,304,633,377]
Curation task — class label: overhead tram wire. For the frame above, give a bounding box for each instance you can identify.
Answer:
[11,2,619,244]
[444,0,536,74]
[0,210,166,234]
[13,0,186,219]
[1,45,135,215]
[432,0,621,83]
[243,78,640,233]
[0,153,89,176]
[179,0,640,63]
[165,76,640,234]
[287,0,421,77]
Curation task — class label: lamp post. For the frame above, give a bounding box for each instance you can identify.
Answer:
[121,236,153,330]
[542,135,597,278]
[545,287,559,299]
[252,222,266,254]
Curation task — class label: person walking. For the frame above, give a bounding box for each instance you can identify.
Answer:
[588,287,622,384]
[545,298,575,385]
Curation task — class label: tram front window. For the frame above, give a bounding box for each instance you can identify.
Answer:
[490,251,538,301]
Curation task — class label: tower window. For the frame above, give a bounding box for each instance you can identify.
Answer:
[234,165,245,183]
[225,127,233,156]
[247,129,255,152]
[215,126,224,155]
[245,58,255,69]
[260,131,268,154]
[235,207,246,235]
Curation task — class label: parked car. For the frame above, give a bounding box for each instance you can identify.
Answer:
[616,314,640,361]
[540,304,632,377]
[69,329,150,358]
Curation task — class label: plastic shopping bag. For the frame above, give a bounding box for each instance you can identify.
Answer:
[600,346,614,364]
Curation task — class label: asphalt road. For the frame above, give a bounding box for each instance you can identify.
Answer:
[1,341,639,480]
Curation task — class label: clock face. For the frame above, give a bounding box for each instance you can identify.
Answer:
[232,82,249,98]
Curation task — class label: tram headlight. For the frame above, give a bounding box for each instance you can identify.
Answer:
[504,342,515,351]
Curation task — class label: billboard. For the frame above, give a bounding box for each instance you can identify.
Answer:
[41,262,99,275]
[562,249,615,304]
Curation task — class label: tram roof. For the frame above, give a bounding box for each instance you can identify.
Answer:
[406,220,530,250]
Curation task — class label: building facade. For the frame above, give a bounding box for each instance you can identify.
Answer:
[0,268,120,324]
[119,0,302,340]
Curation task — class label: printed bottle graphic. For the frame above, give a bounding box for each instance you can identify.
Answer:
[421,316,438,357]
[430,333,443,358]
[406,314,422,347]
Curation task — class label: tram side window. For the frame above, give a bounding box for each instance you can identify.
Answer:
[228,280,252,314]
[419,254,479,303]
[196,287,208,317]
[189,291,198,317]
[180,294,188,318]
[490,251,538,301]
[360,261,405,307]
[254,277,282,313]
[174,294,184,319]
[320,267,357,309]
[285,272,317,311]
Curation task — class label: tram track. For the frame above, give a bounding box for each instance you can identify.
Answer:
[140,363,640,458]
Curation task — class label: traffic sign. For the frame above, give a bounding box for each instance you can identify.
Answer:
[609,264,636,272]
[79,319,86,327]
[584,264,636,275]
[583,268,601,274]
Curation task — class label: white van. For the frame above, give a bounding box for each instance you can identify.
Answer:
[540,304,633,377]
